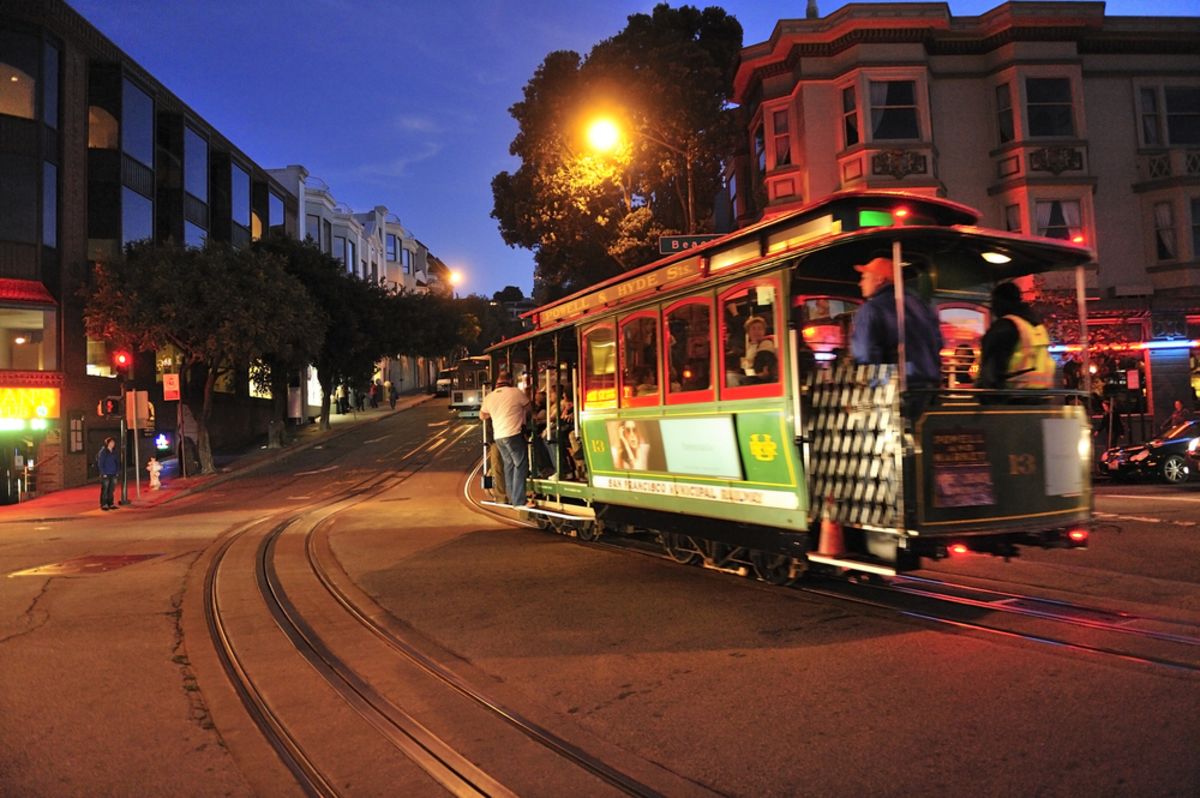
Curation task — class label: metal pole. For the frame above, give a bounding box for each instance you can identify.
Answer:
[132,393,142,499]
[118,380,129,505]
[1076,263,1091,402]
[891,239,908,396]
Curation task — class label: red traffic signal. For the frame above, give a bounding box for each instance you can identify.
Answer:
[112,350,132,376]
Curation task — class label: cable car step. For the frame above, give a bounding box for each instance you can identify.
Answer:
[806,554,897,577]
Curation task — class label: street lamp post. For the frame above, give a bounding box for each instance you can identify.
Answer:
[585,116,697,234]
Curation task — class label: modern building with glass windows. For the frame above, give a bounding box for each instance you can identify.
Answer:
[0,1,297,499]
[730,1,1200,427]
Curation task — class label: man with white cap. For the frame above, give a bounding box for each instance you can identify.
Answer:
[850,255,943,393]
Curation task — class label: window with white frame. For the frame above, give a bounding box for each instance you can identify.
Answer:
[868,80,919,140]
[1153,201,1177,261]
[386,233,398,261]
[1025,78,1075,137]
[1140,88,1162,146]
[771,109,790,168]
[1166,87,1200,145]
[842,87,859,148]
[1141,86,1200,146]
[1005,204,1022,234]
[1035,199,1082,241]
[753,122,765,176]
[996,83,1014,144]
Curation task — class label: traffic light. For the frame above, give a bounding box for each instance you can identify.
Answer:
[112,350,132,379]
[98,396,122,418]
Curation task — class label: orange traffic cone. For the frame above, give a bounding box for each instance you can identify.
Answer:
[817,495,844,556]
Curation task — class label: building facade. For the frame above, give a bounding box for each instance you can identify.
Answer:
[731,1,1200,426]
[0,0,303,500]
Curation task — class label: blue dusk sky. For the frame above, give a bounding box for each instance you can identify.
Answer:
[67,0,1198,298]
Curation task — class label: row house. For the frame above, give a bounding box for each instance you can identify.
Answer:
[0,0,299,500]
[265,165,444,398]
[731,1,1200,426]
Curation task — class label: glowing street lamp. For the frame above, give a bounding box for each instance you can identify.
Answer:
[449,270,463,286]
[584,114,697,233]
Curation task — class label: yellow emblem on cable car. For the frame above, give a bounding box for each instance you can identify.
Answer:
[749,433,778,462]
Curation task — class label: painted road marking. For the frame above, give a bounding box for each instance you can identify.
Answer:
[1102,493,1200,503]
[428,420,450,427]
[1095,510,1196,527]
[295,465,339,476]
[363,435,391,444]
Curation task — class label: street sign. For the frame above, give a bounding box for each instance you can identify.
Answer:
[163,373,180,401]
[125,390,153,430]
[659,234,721,254]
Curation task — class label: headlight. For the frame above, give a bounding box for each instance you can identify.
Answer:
[1189,438,1200,454]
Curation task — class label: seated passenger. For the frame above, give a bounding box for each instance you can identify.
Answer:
[724,351,745,388]
[743,350,778,385]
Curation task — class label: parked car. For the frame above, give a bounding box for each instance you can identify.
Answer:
[434,369,453,397]
[1100,419,1200,484]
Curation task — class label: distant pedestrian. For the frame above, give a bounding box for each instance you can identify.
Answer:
[369,380,380,408]
[386,379,397,410]
[355,385,366,412]
[1160,399,1191,434]
[96,437,120,510]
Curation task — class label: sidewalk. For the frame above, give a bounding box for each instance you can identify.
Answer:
[0,393,435,523]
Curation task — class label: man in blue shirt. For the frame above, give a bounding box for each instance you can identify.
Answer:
[850,256,943,394]
[96,436,120,510]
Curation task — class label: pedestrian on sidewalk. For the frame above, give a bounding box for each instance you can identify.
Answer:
[386,379,397,410]
[96,437,120,510]
[369,380,380,408]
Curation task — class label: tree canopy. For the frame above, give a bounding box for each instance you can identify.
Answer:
[492,3,742,301]
[84,240,324,472]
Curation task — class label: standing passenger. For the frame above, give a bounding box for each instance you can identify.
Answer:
[850,256,943,411]
[976,282,1054,391]
[480,371,532,508]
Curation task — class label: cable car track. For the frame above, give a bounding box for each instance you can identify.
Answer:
[202,417,677,797]
[462,459,1200,676]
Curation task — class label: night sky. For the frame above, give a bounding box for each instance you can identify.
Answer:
[67,0,1198,298]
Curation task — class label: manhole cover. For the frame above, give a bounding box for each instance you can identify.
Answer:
[9,554,162,577]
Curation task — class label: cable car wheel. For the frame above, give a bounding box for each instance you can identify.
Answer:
[751,551,797,586]
[575,519,602,542]
[662,532,704,565]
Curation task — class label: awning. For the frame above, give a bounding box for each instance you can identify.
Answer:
[0,279,55,304]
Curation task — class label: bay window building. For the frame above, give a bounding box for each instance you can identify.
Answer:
[731,1,1200,429]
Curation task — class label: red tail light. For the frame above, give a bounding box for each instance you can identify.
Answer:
[1068,528,1088,543]
[949,543,969,555]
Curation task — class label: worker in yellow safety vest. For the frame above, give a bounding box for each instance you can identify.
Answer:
[976,281,1056,390]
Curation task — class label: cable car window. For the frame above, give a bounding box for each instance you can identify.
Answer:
[938,305,986,388]
[582,323,617,409]
[665,299,713,402]
[721,280,781,392]
[620,313,660,406]
[794,295,860,369]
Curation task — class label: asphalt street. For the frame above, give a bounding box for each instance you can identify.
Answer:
[1,403,1198,796]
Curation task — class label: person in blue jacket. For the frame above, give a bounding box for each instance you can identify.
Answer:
[96,437,120,511]
[850,256,943,414]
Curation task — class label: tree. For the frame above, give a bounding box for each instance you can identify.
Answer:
[492,4,742,299]
[493,285,525,303]
[83,240,323,473]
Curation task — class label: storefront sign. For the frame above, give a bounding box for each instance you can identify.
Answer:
[0,387,59,420]
[539,257,703,325]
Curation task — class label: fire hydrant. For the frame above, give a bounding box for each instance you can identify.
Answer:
[146,457,163,490]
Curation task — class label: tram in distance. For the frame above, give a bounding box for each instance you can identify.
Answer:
[449,356,491,417]
[482,190,1094,582]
